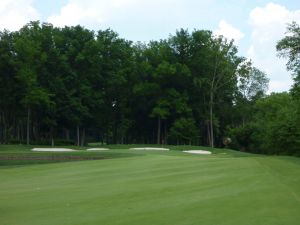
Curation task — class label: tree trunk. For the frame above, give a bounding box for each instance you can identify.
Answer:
[3,111,7,144]
[51,136,54,147]
[65,128,70,141]
[26,107,31,145]
[20,123,24,143]
[207,121,210,145]
[76,125,80,146]
[164,123,168,145]
[17,125,20,142]
[33,122,38,142]
[157,116,161,144]
[209,92,214,148]
[51,127,54,147]
[0,112,2,143]
[81,128,85,147]
[0,111,2,144]
[208,53,219,149]
[152,129,155,144]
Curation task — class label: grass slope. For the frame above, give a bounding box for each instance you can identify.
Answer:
[0,145,300,225]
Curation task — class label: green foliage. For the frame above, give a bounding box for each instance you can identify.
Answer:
[151,99,170,119]
[276,21,300,74]
[277,23,300,155]
[238,66,269,100]
[228,93,300,155]
[169,117,199,144]
[255,93,300,155]
[4,21,293,155]
[227,123,260,152]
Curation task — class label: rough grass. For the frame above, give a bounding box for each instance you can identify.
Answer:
[0,144,300,225]
[0,145,141,167]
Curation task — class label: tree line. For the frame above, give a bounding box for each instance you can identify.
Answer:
[0,21,298,155]
[228,22,300,156]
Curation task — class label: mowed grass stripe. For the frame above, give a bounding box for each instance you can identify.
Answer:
[1,153,300,225]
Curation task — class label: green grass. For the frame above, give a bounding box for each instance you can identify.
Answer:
[0,144,300,225]
[0,145,143,167]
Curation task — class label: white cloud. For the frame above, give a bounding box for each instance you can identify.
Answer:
[111,0,137,8]
[47,0,138,28]
[214,20,245,44]
[247,2,300,93]
[0,0,39,31]
[47,0,197,41]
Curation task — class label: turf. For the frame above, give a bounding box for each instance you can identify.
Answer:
[0,145,300,225]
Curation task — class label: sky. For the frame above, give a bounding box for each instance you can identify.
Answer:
[0,0,299,93]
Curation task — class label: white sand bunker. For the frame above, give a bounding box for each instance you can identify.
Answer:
[183,150,212,155]
[129,147,169,151]
[31,148,77,152]
[86,148,109,151]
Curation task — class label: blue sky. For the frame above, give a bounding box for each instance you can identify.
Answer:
[1,0,299,92]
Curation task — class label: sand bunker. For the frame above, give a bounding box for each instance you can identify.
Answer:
[183,150,212,155]
[129,147,169,151]
[31,148,77,152]
[86,148,109,151]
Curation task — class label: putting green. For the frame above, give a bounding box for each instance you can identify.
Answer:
[0,147,300,225]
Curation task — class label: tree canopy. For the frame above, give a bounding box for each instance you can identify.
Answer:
[0,21,280,154]
[225,21,300,156]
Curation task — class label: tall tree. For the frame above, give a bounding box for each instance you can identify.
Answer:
[235,64,269,126]
[276,21,300,74]
[14,22,52,145]
[0,30,17,143]
[277,21,300,145]
[206,37,243,147]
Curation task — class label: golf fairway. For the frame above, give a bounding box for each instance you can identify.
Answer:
[1,151,300,225]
